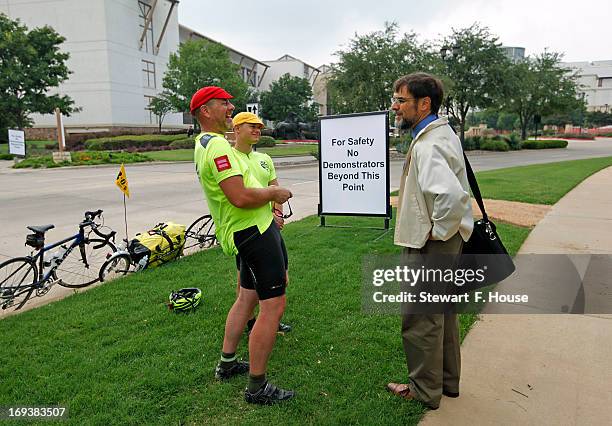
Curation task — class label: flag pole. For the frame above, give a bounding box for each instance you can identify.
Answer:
[123,193,129,242]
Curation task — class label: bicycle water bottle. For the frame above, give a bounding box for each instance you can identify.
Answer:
[43,251,61,273]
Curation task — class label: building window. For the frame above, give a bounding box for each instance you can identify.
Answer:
[144,95,158,125]
[138,1,154,54]
[241,66,257,86]
[304,63,309,79]
[142,59,156,88]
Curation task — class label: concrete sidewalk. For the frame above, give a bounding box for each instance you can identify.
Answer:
[421,166,612,425]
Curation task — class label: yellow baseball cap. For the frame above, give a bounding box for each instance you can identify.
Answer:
[232,112,264,128]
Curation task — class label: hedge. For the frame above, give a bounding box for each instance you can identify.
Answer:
[521,139,568,149]
[480,140,510,151]
[552,133,595,140]
[257,136,276,147]
[169,138,195,149]
[84,134,188,150]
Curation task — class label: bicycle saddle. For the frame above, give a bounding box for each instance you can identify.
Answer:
[27,224,55,234]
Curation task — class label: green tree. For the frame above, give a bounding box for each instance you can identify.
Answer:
[500,51,584,140]
[496,112,519,131]
[327,22,436,114]
[149,92,174,133]
[585,111,612,127]
[161,39,248,113]
[439,24,511,142]
[0,14,77,134]
[259,74,318,122]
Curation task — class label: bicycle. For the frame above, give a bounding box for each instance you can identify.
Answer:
[99,215,217,282]
[183,214,217,255]
[0,210,117,311]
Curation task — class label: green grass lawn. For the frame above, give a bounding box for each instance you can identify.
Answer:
[0,140,55,156]
[4,157,608,424]
[391,157,612,204]
[144,144,318,162]
[0,213,529,425]
[476,156,612,204]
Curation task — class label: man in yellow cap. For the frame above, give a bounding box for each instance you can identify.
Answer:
[191,87,295,405]
[231,112,292,336]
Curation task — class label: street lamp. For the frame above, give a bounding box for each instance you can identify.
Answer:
[440,44,461,128]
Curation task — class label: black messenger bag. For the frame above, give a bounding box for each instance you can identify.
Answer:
[458,152,516,291]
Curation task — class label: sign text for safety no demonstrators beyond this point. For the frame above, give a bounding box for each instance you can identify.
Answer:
[319,112,389,216]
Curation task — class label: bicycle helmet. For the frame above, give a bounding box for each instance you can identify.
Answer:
[169,288,202,312]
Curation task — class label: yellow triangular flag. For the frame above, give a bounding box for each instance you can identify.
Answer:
[115,163,130,197]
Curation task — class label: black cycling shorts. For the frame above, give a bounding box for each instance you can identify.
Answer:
[233,221,287,300]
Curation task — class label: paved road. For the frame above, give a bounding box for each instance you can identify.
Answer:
[1,138,611,316]
[1,138,612,262]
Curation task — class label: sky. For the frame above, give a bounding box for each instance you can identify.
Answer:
[178,0,611,67]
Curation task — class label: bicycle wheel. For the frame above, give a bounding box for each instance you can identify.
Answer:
[99,253,132,282]
[0,257,38,311]
[184,214,217,255]
[57,238,116,288]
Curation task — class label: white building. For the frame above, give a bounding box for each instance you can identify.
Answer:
[0,0,182,136]
[259,54,320,92]
[564,60,612,112]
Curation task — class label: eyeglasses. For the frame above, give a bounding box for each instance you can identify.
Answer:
[273,200,293,219]
[391,96,418,105]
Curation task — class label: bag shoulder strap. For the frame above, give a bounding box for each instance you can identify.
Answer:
[462,151,488,221]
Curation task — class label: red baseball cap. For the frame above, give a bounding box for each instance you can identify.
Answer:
[190,86,233,114]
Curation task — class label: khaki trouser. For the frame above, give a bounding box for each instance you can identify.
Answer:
[401,233,463,409]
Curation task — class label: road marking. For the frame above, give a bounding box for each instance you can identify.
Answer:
[292,180,317,186]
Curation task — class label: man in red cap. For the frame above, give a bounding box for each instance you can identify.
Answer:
[191,86,295,405]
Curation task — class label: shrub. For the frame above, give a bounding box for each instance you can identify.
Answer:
[310,150,319,160]
[507,133,522,150]
[13,151,152,169]
[257,136,276,147]
[462,136,481,151]
[521,139,568,149]
[302,130,319,140]
[0,153,15,160]
[552,133,595,140]
[595,132,612,137]
[169,138,195,149]
[84,134,188,150]
[396,141,411,154]
[480,140,509,151]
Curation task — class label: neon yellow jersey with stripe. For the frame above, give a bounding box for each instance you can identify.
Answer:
[194,132,273,255]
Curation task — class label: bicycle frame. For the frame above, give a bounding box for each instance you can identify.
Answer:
[30,230,86,288]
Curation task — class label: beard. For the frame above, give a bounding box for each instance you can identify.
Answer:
[396,116,415,131]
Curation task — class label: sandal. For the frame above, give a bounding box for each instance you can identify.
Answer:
[386,383,416,401]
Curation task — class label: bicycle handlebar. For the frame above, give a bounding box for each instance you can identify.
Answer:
[84,210,103,221]
[80,209,116,242]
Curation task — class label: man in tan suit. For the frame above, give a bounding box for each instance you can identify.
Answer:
[387,73,473,410]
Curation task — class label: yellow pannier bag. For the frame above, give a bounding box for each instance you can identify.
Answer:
[128,222,186,269]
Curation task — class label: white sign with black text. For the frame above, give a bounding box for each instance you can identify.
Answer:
[319,112,389,216]
[8,129,26,157]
